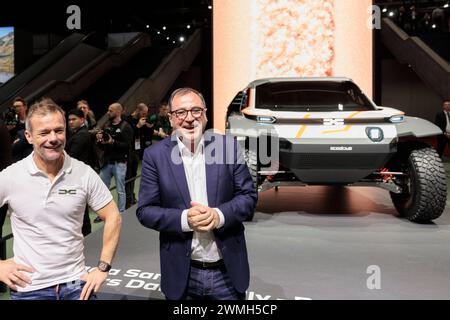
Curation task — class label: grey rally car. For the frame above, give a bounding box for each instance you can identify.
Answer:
[226,77,447,222]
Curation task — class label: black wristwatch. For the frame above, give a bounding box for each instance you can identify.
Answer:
[97,260,112,272]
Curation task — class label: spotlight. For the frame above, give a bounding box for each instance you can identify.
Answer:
[166,36,170,40]
[146,25,150,29]
[173,41,176,44]
[157,31,160,35]
[208,5,212,10]
[187,24,191,29]
[432,24,436,29]
[179,36,185,42]
[162,26,167,30]
[382,8,387,13]
[444,3,449,8]
[388,11,394,17]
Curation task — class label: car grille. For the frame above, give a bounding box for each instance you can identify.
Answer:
[280,152,390,169]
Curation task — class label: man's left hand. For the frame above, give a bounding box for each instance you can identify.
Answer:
[190,201,220,231]
[79,269,108,300]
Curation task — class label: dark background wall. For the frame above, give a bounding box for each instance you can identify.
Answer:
[381,58,443,122]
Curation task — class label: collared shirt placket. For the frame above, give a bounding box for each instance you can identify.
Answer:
[43,170,66,207]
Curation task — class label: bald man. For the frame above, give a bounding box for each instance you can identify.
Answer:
[95,103,133,215]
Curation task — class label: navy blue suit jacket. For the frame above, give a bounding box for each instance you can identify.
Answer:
[137,133,257,299]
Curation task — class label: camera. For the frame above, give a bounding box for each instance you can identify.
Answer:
[101,127,114,142]
[2,107,18,127]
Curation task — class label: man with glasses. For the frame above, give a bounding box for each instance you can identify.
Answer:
[137,87,257,300]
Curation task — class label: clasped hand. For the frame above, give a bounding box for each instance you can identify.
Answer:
[187,201,220,232]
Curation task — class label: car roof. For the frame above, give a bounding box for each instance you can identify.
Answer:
[248,77,354,88]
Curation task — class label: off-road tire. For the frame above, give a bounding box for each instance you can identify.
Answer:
[244,148,262,221]
[245,148,261,191]
[390,147,447,223]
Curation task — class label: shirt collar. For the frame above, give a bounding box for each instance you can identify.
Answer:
[26,151,73,175]
[176,135,204,157]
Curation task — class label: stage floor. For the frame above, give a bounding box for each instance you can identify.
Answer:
[85,186,450,300]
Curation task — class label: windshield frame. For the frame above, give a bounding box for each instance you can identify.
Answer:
[254,81,376,112]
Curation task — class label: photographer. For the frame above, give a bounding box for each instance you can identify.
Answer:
[3,106,18,138]
[7,97,33,162]
[77,100,97,131]
[95,103,133,220]
[148,101,171,142]
[6,97,27,141]
[123,103,153,208]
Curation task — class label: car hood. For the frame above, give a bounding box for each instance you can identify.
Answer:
[242,106,404,119]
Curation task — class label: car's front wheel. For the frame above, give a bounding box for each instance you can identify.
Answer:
[244,148,263,221]
[390,147,447,223]
[245,148,261,191]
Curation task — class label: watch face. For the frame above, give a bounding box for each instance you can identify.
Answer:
[98,261,111,272]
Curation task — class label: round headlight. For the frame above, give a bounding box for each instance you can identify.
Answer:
[366,127,384,142]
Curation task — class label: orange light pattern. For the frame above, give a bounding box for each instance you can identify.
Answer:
[252,0,335,78]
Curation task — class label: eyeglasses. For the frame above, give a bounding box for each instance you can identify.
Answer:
[170,107,206,120]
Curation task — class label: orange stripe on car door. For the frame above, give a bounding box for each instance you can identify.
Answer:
[296,114,311,138]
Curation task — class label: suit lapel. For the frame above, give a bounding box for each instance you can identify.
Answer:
[164,138,191,208]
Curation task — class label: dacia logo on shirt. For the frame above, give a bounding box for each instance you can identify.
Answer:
[58,189,77,195]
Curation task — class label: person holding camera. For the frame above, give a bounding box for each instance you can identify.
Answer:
[95,103,133,220]
[123,103,153,209]
[148,102,172,142]
[6,97,33,162]
[6,97,27,140]
[77,100,97,131]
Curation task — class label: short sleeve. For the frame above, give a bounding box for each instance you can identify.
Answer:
[85,166,113,211]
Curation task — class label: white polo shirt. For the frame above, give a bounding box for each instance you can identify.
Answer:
[0,152,112,292]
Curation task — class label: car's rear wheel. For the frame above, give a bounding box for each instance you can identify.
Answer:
[390,147,447,222]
